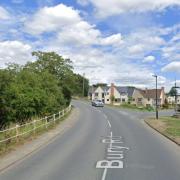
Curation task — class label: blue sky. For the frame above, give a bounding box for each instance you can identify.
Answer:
[0,0,180,91]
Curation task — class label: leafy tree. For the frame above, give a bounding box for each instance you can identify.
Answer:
[168,87,177,96]
[0,51,89,129]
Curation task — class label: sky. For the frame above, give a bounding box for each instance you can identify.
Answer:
[0,0,180,91]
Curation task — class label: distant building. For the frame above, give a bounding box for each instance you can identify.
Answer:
[167,96,180,105]
[89,84,166,108]
[88,84,135,105]
[132,87,166,107]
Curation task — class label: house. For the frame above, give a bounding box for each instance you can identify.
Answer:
[88,84,135,105]
[132,87,166,108]
[167,96,180,105]
[167,96,175,105]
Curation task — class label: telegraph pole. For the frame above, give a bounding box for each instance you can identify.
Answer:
[153,75,158,119]
[82,73,85,97]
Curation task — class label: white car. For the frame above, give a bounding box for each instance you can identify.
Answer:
[92,100,104,107]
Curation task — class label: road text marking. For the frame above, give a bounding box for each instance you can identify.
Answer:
[96,132,129,180]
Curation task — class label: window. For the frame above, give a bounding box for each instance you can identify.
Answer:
[133,98,135,101]
[107,99,109,101]
[115,98,120,102]
[148,98,150,101]
[121,98,126,102]
[102,93,104,98]
[138,98,142,102]
[95,93,98,97]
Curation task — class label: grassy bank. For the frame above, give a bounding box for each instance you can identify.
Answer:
[145,116,180,145]
[0,107,72,157]
[107,103,154,112]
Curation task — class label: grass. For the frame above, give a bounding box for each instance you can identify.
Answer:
[145,116,180,145]
[0,108,72,157]
[108,103,154,112]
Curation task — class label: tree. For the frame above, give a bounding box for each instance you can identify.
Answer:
[168,87,177,96]
[0,51,89,129]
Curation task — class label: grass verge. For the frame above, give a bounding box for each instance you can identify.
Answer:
[0,108,72,157]
[145,116,180,145]
[107,103,154,112]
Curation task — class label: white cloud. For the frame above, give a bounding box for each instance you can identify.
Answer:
[77,0,89,6]
[25,4,123,47]
[128,44,144,54]
[0,41,32,67]
[78,0,180,18]
[0,6,10,20]
[162,61,180,73]
[100,34,123,46]
[143,56,155,63]
[25,4,81,35]
[125,30,165,56]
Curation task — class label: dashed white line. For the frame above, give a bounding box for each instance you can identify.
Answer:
[101,168,107,180]
[107,120,111,128]
[104,114,108,119]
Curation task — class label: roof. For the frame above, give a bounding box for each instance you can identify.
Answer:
[139,89,162,99]
[88,85,109,94]
[116,86,135,97]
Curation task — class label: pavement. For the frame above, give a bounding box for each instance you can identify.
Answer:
[0,100,180,180]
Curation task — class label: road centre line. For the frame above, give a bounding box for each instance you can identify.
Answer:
[101,168,107,180]
[107,120,111,128]
[110,131,112,137]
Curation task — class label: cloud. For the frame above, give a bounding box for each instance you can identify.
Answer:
[0,6,10,20]
[78,0,180,18]
[0,41,32,67]
[143,56,155,63]
[161,61,180,73]
[25,4,123,47]
[25,4,81,35]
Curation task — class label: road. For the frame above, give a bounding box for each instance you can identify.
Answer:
[0,100,180,180]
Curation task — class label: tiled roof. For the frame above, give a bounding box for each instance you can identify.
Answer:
[116,86,135,97]
[139,89,162,99]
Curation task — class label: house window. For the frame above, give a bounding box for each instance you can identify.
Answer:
[95,93,98,97]
[115,98,120,102]
[121,98,126,102]
[102,93,104,98]
[133,98,135,101]
[107,99,109,101]
[148,98,150,101]
[138,98,142,102]
[107,92,109,95]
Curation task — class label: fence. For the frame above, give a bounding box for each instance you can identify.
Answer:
[0,105,71,144]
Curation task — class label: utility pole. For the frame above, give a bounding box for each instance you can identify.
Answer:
[174,79,180,113]
[82,73,85,97]
[175,79,177,112]
[153,75,158,119]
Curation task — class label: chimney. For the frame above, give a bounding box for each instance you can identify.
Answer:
[145,88,148,94]
[111,83,115,97]
[161,87,165,92]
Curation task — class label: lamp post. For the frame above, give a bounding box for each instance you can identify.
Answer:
[153,75,158,119]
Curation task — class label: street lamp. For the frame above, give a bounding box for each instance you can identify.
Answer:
[152,74,158,119]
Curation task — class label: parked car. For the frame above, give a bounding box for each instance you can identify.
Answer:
[92,100,104,107]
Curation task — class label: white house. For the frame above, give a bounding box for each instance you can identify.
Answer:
[167,96,180,105]
[88,84,135,105]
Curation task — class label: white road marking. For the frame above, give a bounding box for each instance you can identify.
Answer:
[110,131,112,137]
[107,120,111,128]
[104,114,108,119]
[101,168,107,180]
